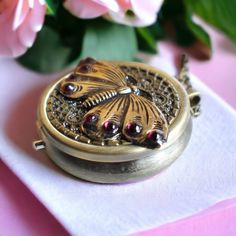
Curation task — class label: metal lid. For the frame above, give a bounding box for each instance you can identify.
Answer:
[37,60,191,163]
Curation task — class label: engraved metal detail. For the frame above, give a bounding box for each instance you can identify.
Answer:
[177,54,201,117]
[46,60,180,148]
[120,65,180,124]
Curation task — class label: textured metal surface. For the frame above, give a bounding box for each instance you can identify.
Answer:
[177,54,201,117]
[46,59,180,148]
[43,118,192,183]
[34,58,199,183]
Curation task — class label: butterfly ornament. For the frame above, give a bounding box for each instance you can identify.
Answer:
[33,55,200,183]
[58,57,168,149]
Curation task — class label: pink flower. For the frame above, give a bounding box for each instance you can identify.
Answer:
[0,0,46,57]
[107,0,164,26]
[64,0,119,19]
[64,0,163,26]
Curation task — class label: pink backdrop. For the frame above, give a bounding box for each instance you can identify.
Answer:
[0,28,236,235]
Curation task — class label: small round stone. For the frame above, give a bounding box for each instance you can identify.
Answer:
[84,114,98,124]
[146,130,163,148]
[125,122,142,136]
[83,114,99,131]
[103,121,119,137]
[61,83,76,94]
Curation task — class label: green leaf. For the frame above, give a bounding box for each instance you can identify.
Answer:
[136,27,157,54]
[46,7,54,15]
[158,0,194,46]
[81,19,137,60]
[158,0,211,50]
[52,7,86,62]
[17,25,77,73]
[185,14,211,49]
[46,0,59,15]
[185,0,236,43]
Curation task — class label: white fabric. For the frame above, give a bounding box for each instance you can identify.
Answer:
[0,57,236,236]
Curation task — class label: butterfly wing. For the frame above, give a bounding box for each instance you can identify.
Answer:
[75,57,127,86]
[58,58,127,99]
[122,94,168,148]
[81,96,129,144]
[80,92,168,148]
[58,57,168,148]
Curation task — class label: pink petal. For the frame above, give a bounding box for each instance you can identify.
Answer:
[130,0,163,26]
[106,0,163,26]
[13,0,30,30]
[2,19,26,57]
[64,0,108,19]
[12,35,28,57]
[0,2,20,56]
[0,0,17,24]
[116,0,131,11]
[18,11,36,48]
[39,0,45,5]
[18,0,45,48]
[0,0,45,57]
[17,0,45,49]
[28,0,46,32]
[94,0,119,12]
[28,0,34,8]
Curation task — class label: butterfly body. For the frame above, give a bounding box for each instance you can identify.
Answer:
[58,58,169,149]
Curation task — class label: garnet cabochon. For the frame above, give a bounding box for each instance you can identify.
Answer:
[146,130,163,148]
[83,114,99,131]
[125,122,142,136]
[103,121,119,137]
[84,114,98,124]
[61,83,77,95]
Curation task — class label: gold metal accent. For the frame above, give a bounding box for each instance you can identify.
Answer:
[177,54,201,117]
[33,140,46,150]
[33,57,200,183]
